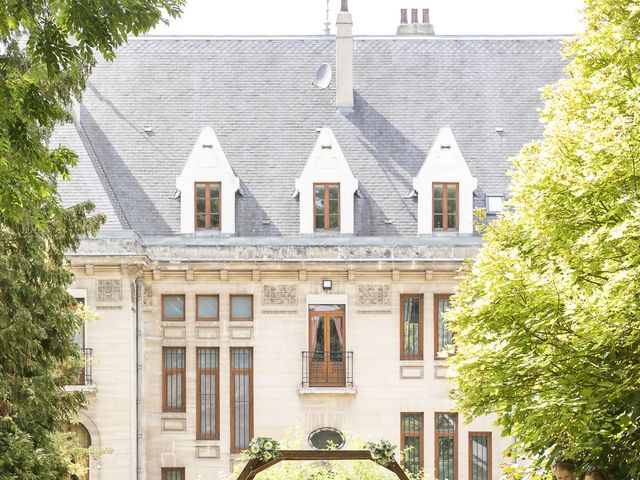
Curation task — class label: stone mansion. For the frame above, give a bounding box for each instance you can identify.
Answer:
[53,3,566,480]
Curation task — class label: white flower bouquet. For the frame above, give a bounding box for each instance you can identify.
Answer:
[366,439,396,466]
[246,437,280,461]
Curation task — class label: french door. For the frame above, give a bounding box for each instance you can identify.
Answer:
[308,305,345,387]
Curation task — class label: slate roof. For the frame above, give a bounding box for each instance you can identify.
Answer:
[56,35,566,237]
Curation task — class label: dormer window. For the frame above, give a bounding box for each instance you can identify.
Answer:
[295,127,358,235]
[314,183,340,231]
[433,183,458,231]
[195,182,221,230]
[413,127,477,235]
[176,127,240,235]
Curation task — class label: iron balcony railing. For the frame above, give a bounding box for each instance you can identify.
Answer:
[302,351,353,388]
[75,348,93,386]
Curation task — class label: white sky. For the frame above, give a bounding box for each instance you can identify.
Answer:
[151,0,585,37]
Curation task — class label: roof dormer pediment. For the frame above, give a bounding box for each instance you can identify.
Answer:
[177,127,240,235]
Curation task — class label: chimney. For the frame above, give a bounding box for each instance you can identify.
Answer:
[336,0,354,110]
[397,7,435,35]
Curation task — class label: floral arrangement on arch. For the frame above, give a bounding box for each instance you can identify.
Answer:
[365,439,396,466]
[247,437,280,461]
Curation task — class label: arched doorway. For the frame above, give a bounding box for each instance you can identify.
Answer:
[67,423,91,480]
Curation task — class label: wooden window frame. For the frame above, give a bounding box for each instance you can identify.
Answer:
[313,183,341,231]
[230,347,254,453]
[161,467,185,480]
[230,294,254,322]
[196,294,220,321]
[432,182,459,232]
[468,432,492,480]
[435,412,458,480]
[194,181,222,231]
[401,412,424,473]
[400,294,424,360]
[162,347,186,413]
[162,294,185,322]
[434,294,454,358]
[196,347,220,440]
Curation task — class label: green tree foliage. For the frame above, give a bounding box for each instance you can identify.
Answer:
[0,1,183,478]
[447,1,640,477]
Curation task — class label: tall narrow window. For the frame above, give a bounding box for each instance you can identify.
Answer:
[195,182,221,230]
[314,183,340,231]
[162,295,185,322]
[400,294,423,360]
[435,294,454,357]
[162,468,185,480]
[433,183,458,231]
[196,295,219,321]
[401,413,424,475]
[231,347,253,453]
[197,348,219,440]
[231,295,253,321]
[469,433,492,480]
[163,347,186,412]
[435,413,458,480]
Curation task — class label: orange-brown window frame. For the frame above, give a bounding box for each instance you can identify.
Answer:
[162,347,186,413]
[313,183,341,231]
[401,412,424,474]
[432,182,459,231]
[194,181,221,231]
[434,294,454,358]
[468,432,492,480]
[400,294,424,360]
[230,347,253,453]
[230,294,254,321]
[196,294,220,321]
[196,347,220,440]
[162,294,185,322]
[161,467,185,480]
[435,412,458,480]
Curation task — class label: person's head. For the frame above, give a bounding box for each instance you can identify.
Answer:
[552,458,576,480]
[584,467,610,480]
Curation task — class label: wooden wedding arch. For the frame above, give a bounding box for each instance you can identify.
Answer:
[237,450,409,480]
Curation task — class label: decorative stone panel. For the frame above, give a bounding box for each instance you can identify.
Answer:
[197,445,220,458]
[143,285,152,307]
[96,279,122,308]
[262,285,297,306]
[162,418,186,432]
[357,285,390,306]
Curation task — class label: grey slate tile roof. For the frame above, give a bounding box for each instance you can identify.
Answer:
[51,122,123,230]
[57,35,566,237]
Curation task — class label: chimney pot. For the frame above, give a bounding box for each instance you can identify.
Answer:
[423,8,430,25]
[341,0,348,12]
[411,8,418,23]
[400,9,408,24]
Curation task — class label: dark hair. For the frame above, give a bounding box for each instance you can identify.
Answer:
[584,467,610,480]
[552,458,576,473]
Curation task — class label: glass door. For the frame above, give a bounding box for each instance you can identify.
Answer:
[309,305,345,387]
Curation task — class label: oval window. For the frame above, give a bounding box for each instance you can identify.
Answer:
[308,427,345,450]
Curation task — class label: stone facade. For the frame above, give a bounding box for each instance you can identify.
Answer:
[68,240,507,480]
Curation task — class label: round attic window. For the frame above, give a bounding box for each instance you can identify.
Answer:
[308,427,345,450]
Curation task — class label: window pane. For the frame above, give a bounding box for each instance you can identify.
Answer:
[315,185,325,229]
[402,413,423,475]
[198,347,218,439]
[403,297,421,357]
[231,348,252,452]
[328,185,339,227]
[198,347,219,369]
[471,434,490,480]
[165,348,185,369]
[434,184,443,199]
[197,295,218,320]
[436,412,456,433]
[231,295,252,320]
[438,436,455,480]
[434,213,443,229]
[209,184,220,229]
[163,295,184,320]
[329,214,339,229]
[196,213,206,229]
[437,297,454,354]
